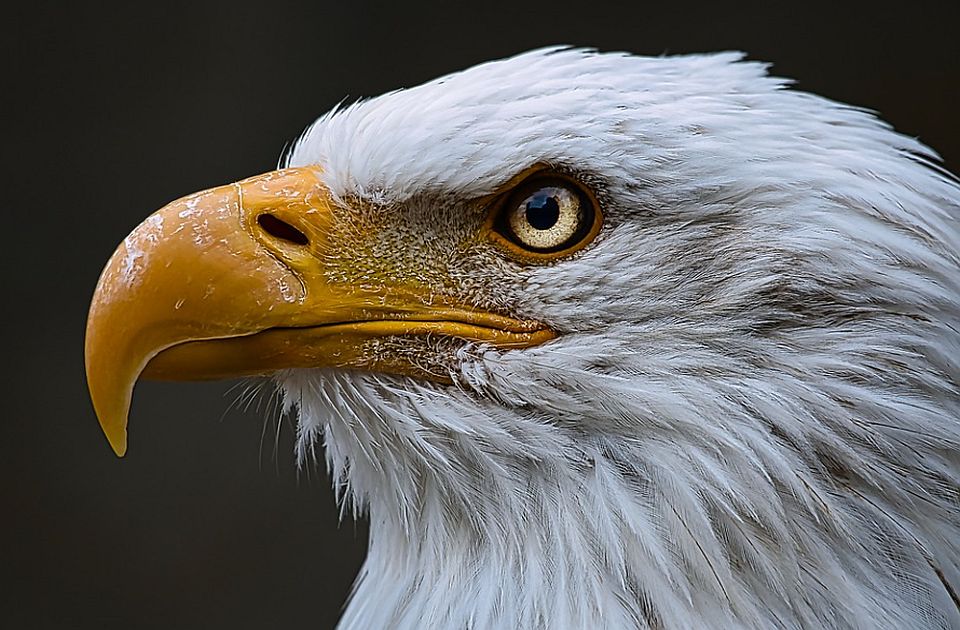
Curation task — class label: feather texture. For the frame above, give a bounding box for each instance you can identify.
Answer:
[279,48,960,629]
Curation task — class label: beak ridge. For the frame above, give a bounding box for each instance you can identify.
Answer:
[85,169,317,456]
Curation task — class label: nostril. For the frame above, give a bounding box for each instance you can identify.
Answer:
[257,214,309,246]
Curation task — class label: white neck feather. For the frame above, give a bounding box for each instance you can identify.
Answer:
[279,349,960,629]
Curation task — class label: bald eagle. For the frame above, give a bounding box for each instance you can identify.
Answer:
[86,48,960,629]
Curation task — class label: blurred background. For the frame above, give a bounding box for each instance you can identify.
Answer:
[3,1,958,628]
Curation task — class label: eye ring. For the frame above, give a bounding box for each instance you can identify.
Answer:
[486,171,602,261]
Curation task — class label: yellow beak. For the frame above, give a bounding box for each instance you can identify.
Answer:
[85,167,554,457]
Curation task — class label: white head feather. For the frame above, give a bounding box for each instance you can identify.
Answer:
[280,48,960,629]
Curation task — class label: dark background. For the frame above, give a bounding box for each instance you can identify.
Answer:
[3,1,958,628]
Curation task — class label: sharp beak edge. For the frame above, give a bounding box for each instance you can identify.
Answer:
[84,167,554,456]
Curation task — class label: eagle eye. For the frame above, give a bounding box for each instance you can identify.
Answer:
[488,174,601,259]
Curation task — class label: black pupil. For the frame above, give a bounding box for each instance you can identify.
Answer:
[525,193,560,230]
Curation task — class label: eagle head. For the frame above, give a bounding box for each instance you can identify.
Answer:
[86,48,960,629]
